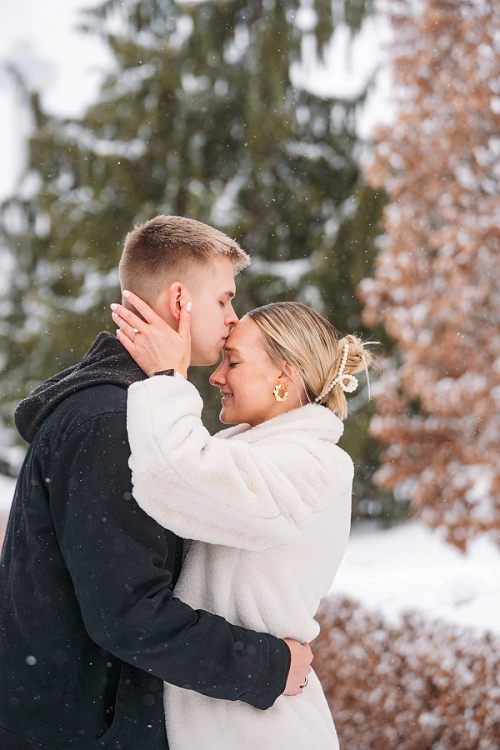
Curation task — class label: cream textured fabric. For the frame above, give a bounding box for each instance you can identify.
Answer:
[127,377,353,750]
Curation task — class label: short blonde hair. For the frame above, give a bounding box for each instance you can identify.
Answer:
[119,215,250,304]
[248,302,372,420]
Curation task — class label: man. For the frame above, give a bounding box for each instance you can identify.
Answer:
[0,216,312,750]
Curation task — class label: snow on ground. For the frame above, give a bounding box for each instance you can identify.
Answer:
[0,474,16,546]
[331,521,500,637]
[0,474,15,511]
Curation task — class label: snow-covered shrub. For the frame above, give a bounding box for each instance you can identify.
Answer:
[314,596,500,749]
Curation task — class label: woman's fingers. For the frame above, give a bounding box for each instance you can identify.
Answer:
[110,299,190,378]
[111,309,140,342]
[122,290,160,326]
[110,302,144,332]
[116,328,135,357]
[110,295,192,378]
[177,301,192,342]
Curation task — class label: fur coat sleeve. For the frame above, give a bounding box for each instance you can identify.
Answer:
[127,377,350,553]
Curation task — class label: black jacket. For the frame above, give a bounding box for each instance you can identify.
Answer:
[0,333,290,750]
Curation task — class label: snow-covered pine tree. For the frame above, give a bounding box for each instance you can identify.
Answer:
[360,0,500,548]
[0,0,391,521]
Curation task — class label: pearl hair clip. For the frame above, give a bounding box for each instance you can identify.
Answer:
[314,344,358,403]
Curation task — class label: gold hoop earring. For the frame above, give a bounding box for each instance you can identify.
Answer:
[273,383,289,402]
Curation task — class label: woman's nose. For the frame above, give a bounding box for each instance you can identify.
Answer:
[210,364,225,386]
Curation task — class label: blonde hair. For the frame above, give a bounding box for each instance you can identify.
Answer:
[247,302,372,421]
[119,215,250,304]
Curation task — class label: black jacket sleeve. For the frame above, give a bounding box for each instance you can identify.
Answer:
[46,406,290,709]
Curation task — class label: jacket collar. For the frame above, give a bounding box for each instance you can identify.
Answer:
[215,403,344,445]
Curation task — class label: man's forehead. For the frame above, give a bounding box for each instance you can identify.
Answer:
[207,255,236,280]
[209,270,236,295]
[217,279,236,297]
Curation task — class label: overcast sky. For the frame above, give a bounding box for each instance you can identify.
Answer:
[0,0,392,201]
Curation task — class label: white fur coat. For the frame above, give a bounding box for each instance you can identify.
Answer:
[127,377,353,750]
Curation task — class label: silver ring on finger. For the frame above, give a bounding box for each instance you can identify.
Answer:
[131,328,140,342]
[300,676,308,689]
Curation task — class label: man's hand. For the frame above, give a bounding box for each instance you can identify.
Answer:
[282,639,313,696]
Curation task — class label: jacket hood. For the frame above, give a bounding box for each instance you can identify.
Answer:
[15,332,147,443]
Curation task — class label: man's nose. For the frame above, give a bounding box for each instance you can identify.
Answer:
[225,303,238,327]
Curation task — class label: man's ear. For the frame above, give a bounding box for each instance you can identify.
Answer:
[167,282,184,322]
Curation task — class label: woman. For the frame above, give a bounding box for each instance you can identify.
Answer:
[112,294,372,750]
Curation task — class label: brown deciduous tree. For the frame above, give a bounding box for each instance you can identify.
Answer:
[359,0,500,549]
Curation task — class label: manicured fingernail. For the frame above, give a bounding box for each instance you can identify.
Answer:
[123,290,131,297]
[110,303,118,310]
[186,302,192,312]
